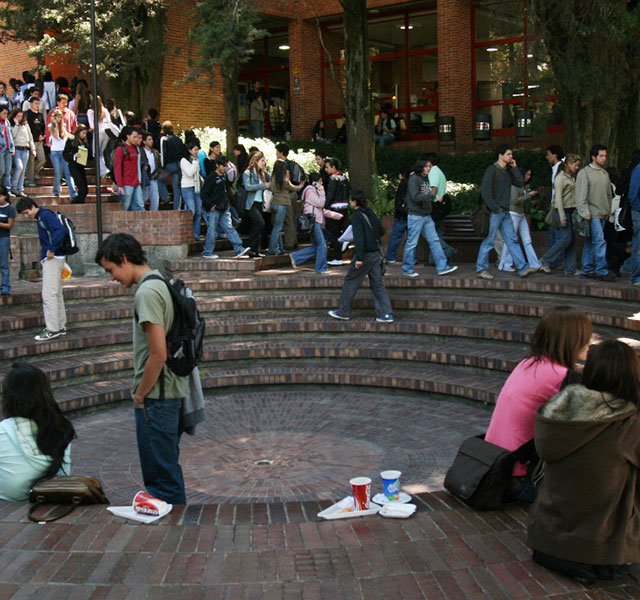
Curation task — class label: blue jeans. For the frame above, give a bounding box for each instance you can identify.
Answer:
[203,208,244,255]
[541,208,577,274]
[291,222,328,272]
[581,217,608,276]
[249,121,263,137]
[182,187,202,239]
[269,204,287,254]
[0,149,11,188]
[546,227,562,267]
[375,133,395,147]
[631,210,640,284]
[164,162,182,210]
[385,217,408,261]
[11,148,29,194]
[0,237,10,294]
[499,212,541,270]
[50,150,76,197]
[476,211,528,275]
[121,185,144,211]
[135,397,186,505]
[402,213,449,274]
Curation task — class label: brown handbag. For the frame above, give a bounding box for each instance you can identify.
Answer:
[28,475,109,523]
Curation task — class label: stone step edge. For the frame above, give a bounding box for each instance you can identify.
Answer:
[54,364,505,413]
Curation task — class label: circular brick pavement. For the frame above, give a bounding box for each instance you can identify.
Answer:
[71,389,490,505]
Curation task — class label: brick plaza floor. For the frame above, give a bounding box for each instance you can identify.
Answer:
[2,390,640,598]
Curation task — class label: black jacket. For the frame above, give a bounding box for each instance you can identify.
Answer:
[325,172,349,208]
[201,171,230,212]
[160,134,187,166]
[351,206,385,261]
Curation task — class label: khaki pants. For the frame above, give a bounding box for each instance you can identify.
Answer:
[25,141,45,184]
[42,257,66,332]
[283,192,298,249]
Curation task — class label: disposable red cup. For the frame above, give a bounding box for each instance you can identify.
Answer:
[349,477,371,511]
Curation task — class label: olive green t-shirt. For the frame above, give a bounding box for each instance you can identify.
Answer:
[132,270,189,400]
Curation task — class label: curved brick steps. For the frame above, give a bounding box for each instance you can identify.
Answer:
[5,270,640,414]
[51,362,507,413]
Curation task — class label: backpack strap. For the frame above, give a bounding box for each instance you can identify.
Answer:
[135,273,169,400]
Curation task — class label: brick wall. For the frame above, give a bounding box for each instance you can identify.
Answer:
[159,0,226,130]
[104,210,193,246]
[438,0,473,140]
[0,39,37,85]
[15,203,122,234]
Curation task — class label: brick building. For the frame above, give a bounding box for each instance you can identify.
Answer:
[0,0,563,149]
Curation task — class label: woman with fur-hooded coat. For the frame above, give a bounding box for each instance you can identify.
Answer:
[528,339,640,582]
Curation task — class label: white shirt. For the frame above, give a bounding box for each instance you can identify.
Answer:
[144,148,156,173]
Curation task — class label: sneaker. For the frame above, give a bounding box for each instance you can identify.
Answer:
[387,259,397,264]
[25,182,36,188]
[477,270,494,280]
[539,260,551,273]
[403,271,420,278]
[599,272,617,282]
[58,327,67,336]
[520,267,536,278]
[202,253,219,259]
[580,272,596,279]
[438,265,458,276]
[317,270,330,274]
[328,310,350,321]
[34,328,62,342]
[290,255,298,268]
[235,247,251,258]
[327,259,343,266]
[564,270,580,277]
[376,314,394,323]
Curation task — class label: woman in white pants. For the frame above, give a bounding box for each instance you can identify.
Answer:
[499,165,541,272]
[87,95,112,179]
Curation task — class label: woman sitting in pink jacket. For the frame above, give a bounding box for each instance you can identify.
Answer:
[485,305,593,502]
[290,173,342,274]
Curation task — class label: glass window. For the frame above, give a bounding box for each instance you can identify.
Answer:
[368,15,405,55]
[408,11,437,51]
[371,56,406,109]
[475,42,524,102]
[475,0,523,42]
[408,54,438,107]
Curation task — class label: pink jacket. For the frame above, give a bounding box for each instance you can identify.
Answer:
[485,356,568,475]
[302,184,342,228]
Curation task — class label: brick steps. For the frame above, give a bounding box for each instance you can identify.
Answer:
[51,362,507,413]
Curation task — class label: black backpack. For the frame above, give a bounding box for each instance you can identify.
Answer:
[287,160,306,185]
[139,274,205,377]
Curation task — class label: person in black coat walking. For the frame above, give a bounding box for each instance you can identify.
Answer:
[328,190,394,323]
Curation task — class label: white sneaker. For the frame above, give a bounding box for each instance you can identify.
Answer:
[403,271,420,278]
[202,253,219,259]
[438,266,458,276]
[328,260,343,266]
[477,270,494,280]
[328,310,350,321]
[235,247,251,258]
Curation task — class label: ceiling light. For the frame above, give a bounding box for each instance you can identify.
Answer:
[527,53,534,58]
[486,47,498,52]
[278,45,290,50]
[399,25,414,30]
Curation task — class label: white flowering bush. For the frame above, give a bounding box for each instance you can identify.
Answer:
[187,127,319,174]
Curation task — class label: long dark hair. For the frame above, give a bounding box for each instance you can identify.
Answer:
[272,159,288,190]
[2,363,76,480]
[583,339,640,407]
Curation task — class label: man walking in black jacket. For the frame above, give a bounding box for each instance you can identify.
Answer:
[328,190,393,323]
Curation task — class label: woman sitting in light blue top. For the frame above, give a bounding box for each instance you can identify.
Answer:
[0,363,75,501]
[242,150,271,257]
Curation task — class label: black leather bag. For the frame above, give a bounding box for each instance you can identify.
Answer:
[28,475,109,523]
[444,435,535,509]
[431,194,452,223]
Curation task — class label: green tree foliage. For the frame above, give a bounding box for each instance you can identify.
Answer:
[185,0,264,153]
[527,0,640,162]
[0,0,167,113]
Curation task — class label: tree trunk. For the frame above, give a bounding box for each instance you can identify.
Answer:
[222,61,239,157]
[343,0,374,199]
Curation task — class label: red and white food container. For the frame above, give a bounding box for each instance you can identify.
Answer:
[349,477,371,511]
[133,491,168,516]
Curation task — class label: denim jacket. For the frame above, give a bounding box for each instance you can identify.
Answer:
[0,119,15,153]
[243,168,270,211]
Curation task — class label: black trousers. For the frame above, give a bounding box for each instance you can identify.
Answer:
[69,164,87,204]
[325,208,347,260]
[246,203,265,252]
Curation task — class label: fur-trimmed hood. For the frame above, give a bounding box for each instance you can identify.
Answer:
[535,384,637,463]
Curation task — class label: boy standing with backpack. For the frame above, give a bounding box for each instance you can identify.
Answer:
[95,233,189,505]
[16,198,68,341]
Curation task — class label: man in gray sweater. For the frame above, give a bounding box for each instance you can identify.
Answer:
[476,144,536,279]
[575,144,615,281]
